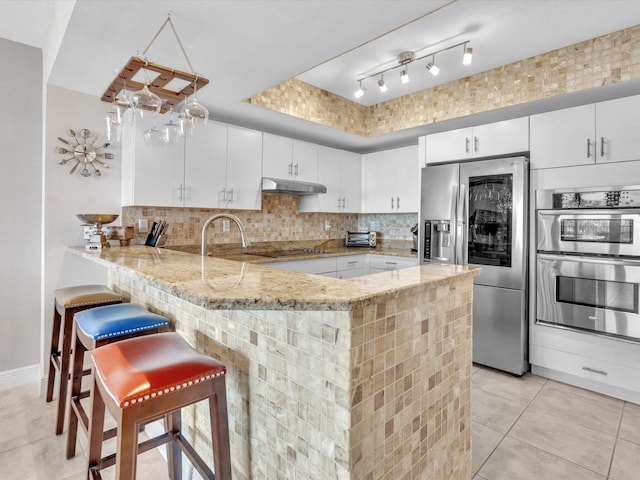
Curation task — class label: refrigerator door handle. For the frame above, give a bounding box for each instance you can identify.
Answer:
[456,183,467,265]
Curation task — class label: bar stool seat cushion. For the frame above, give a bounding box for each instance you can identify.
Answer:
[91,332,226,408]
[55,284,123,309]
[75,303,170,341]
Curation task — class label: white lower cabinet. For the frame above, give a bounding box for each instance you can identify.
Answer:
[266,254,417,278]
[336,255,366,279]
[368,255,418,273]
[530,325,640,402]
[531,344,640,401]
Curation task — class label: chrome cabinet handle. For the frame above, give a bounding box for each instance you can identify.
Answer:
[178,184,184,202]
[341,197,346,208]
[474,136,479,153]
[384,261,398,265]
[465,137,470,153]
[288,162,293,177]
[347,260,358,265]
[219,189,226,204]
[582,366,607,376]
[294,163,299,176]
[391,197,395,209]
[337,197,341,208]
[396,196,400,209]
[587,138,592,158]
[227,188,233,204]
[600,137,606,157]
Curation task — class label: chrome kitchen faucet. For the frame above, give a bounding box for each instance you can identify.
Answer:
[201,214,250,256]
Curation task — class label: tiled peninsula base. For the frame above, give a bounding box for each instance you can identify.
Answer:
[107,268,473,480]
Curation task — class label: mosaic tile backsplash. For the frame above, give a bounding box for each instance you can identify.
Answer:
[247,24,640,137]
[121,193,418,248]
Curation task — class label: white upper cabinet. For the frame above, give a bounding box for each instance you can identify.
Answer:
[121,115,185,207]
[362,145,419,213]
[262,133,319,183]
[225,125,263,210]
[122,118,262,210]
[425,117,529,165]
[530,95,640,169]
[530,104,595,169]
[300,146,361,213]
[595,95,640,164]
[184,122,227,208]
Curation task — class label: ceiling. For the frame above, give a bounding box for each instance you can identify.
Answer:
[3,0,640,153]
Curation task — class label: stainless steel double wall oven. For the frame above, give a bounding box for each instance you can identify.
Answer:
[536,186,640,341]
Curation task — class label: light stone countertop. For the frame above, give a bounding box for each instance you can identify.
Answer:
[68,245,479,311]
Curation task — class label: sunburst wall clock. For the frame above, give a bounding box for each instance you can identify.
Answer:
[56,128,113,177]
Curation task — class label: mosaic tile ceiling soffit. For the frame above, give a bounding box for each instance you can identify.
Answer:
[245,24,640,138]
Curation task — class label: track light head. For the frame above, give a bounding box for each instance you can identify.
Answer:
[354,80,366,98]
[426,58,440,76]
[378,75,387,92]
[400,68,410,84]
[463,44,473,65]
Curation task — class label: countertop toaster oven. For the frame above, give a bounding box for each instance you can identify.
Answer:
[345,231,376,247]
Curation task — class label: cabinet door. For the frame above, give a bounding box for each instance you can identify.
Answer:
[394,145,419,213]
[130,115,185,207]
[530,105,595,169]
[596,95,640,163]
[292,139,319,183]
[340,150,362,213]
[184,122,227,208]
[425,127,472,164]
[226,125,262,210]
[262,133,293,178]
[301,145,341,212]
[363,150,395,213]
[472,117,529,158]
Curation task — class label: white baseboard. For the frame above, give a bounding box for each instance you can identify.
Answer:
[0,364,41,391]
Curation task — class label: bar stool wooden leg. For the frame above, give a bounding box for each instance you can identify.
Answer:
[55,305,75,435]
[87,376,106,480]
[166,411,182,480]
[210,380,232,480]
[45,304,62,403]
[116,409,139,480]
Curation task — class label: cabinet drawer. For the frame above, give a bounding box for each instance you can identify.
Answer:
[266,257,337,275]
[336,255,365,271]
[530,344,640,394]
[368,255,417,271]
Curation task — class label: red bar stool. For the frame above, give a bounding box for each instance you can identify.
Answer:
[66,303,170,460]
[86,332,232,480]
[46,285,123,435]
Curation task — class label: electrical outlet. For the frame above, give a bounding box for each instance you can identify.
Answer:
[138,218,149,233]
[325,221,331,230]
[223,219,230,232]
[370,221,379,231]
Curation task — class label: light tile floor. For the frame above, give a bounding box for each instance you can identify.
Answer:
[1,366,639,479]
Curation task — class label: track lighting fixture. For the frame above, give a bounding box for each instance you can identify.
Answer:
[426,55,440,76]
[353,40,472,98]
[378,75,387,92]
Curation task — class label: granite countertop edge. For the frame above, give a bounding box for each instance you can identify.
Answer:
[67,245,479,312]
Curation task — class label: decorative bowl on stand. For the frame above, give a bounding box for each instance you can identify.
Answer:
[77,214,119,250]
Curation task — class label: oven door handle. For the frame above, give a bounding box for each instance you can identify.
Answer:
[537,253,640,266]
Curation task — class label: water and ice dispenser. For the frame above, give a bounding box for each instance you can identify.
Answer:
[423,220,452,263]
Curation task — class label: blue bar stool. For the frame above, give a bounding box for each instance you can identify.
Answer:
[65,303,170,459]
[46,285,123,435]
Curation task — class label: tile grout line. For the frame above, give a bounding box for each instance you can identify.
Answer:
[606,401,626,480]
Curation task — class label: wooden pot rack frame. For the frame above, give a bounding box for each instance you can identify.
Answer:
[101,56,209,114]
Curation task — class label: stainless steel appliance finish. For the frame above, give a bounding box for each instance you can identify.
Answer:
[537,253,640,340]
[261,177,327,195]
[345,231,376,247]
[536,186,640,341]
[420,156,529,375]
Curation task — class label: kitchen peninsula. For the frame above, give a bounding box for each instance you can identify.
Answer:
[69,245,478,480]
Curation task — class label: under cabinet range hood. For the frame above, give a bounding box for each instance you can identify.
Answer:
[261,177,327,195]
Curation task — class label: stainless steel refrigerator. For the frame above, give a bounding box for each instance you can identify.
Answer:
[419,156,528,375]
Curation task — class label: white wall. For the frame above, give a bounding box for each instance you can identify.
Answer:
[42,85,121,381]
[0,39,42,382]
